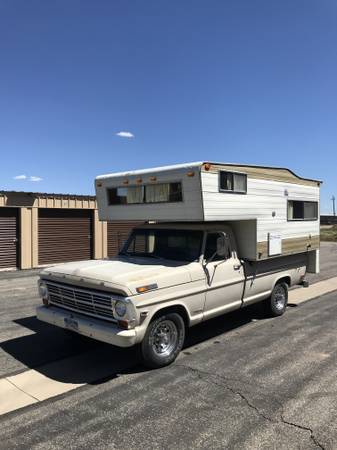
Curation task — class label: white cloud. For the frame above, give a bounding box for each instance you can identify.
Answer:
[29,176,43,182]
[116,131,134,138]
[13,175,27,180]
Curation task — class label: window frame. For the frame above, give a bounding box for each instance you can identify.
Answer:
[106,181,184,206]
[203,231,232,262]
[218,170,247,195]
[287,200,319,222]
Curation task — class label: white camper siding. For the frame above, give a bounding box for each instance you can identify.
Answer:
[95,167,204,222]
[201,171,320,244]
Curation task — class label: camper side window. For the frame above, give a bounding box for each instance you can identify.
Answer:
[288,200,318,221]
[219,171,247,194]
[107,182,183,205]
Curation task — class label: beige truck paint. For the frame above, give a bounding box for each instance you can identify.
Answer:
[36,222,308,348]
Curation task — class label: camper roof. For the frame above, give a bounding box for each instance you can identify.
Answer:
[96,161,321,185]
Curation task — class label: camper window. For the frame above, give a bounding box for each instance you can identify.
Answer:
[107,186,144,205]
[145,182,182,203]
[287,200,318,221]
[107,182,183,205]
[219,171,247,194]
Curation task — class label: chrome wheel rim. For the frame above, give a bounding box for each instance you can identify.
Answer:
[150,320,178,357]
[274,285,286,311]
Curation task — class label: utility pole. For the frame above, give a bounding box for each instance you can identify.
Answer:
[332,195,336,216]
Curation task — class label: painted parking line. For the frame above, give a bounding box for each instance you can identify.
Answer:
[289,276,337,305]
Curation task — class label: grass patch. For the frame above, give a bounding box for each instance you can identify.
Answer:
[321,225,337,242]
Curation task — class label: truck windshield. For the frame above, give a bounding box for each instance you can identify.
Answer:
[120,229,203,262]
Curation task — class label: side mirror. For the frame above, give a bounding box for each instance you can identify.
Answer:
[216,235,228,257]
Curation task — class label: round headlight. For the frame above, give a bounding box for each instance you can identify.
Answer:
[39,283,48,299]
[115,301,127,317]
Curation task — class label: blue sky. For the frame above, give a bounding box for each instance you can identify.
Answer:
[0,0,336,213]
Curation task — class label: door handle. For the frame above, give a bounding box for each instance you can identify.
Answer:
[233,264,241,270]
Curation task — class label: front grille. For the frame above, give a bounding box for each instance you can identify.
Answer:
[46,281,118,321]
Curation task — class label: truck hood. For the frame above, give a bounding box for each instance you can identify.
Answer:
[41,257,192,296]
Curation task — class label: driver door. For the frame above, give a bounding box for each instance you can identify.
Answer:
[203,232,245,320]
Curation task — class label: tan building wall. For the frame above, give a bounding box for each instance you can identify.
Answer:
[0,191,107,270]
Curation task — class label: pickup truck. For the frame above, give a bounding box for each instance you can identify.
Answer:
[37,222,307,368]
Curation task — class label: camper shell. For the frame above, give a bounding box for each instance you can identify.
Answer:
[96,161,320,268]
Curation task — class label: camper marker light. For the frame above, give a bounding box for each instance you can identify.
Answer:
[149,176,157,182]
[136,283,158,294]
[187,171,195,177]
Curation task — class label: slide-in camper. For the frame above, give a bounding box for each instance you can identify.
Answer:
[37,162,321,368]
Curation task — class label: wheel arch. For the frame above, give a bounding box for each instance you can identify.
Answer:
[273,275,291,290]
[150,304,190,329]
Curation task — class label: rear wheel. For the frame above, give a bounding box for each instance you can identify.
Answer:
[265,282,288,317]
[141,313,185,369]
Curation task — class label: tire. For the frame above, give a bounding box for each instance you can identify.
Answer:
[265,282,288,317]
[141,313,185,369]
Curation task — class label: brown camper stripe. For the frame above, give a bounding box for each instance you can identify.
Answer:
[257,235,320,259]
[38,209,93,265]
[107,221,143,257]
[0,208,19,269]
[202,164,320,187]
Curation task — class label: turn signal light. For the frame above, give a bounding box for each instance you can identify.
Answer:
[118,320,130,329]
[136,283,158,293]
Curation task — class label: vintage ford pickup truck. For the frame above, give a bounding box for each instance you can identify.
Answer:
[37,162,320,368]
[37,222,308,368]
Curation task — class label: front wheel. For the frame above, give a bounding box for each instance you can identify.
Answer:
[141,313,185,369]
[265,282,288,317]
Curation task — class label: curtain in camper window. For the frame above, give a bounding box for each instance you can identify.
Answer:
[146,184,170,203]
[304,202,317,219]
[234,173,246,192]
[126,186,143,204]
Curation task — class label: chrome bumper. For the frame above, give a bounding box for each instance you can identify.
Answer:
[36,305,137,347]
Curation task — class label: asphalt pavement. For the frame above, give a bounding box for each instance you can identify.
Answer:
[0,242,336,449]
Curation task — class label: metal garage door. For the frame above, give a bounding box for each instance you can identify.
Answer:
[107,221,143,257]
[38,209,93,265]
[0,208,19,269]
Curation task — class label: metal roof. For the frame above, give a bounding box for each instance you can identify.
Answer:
[0,190,96,200]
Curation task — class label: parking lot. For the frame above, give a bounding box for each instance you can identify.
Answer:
[0,242,337,449]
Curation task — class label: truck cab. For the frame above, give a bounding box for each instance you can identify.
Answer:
[37,222,305,368]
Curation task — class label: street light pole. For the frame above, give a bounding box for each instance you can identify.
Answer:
[332,195,336,216]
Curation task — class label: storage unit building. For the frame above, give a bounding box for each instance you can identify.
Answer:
[0,191,136,270]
